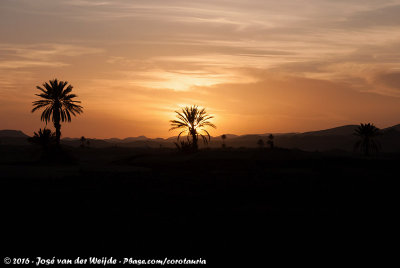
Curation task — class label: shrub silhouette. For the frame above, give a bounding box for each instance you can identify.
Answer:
[32,79,83,145]
[27,128,64,161]
[174,140,194,153]
[169,105,216,151]
[28,128,56,149]
[354,123,381,156]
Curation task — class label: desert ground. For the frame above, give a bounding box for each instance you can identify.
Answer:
[1,144,396,260]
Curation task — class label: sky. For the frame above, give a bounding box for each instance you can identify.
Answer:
[1,0,400,138]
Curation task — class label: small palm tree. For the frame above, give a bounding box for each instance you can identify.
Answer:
[32,79,83,145]
[221,134,227,148]
[267,134,274,149]
[80,136,86,148]
[354,123,381,156]
[28,128,56,149]
[169,105,216,151]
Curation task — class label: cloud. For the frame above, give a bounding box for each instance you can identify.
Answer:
[0,60,68,69]
[374,72,400,90]
[64,0,111,7]
[342,4,400,29]
[126,69,257,91]
[0,43,103,60]
[0,43,104,69]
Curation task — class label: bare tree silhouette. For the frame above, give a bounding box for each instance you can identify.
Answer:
[169,105,216,151]
[32,79,83,145]
[354,123,381,156]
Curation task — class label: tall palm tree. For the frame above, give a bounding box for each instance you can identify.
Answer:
[32,79,83,145]
[169,105,216,151]
[354,123,381,156]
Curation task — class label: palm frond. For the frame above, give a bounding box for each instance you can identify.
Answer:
[32,79,83,120]
[353,123,381,156]
[177,130,188,140]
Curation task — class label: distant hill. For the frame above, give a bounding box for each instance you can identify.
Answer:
[302,125,358,136]
[61,138,111,148]
[0,130,29,145]
[0,130,28,138]
[104,136,149,143]
[1,124,400,151]
[216,134,239,139]
[383,124,400,132]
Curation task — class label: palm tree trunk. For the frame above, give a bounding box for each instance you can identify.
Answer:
[365,137,370,156]
[191,130,198,151]
[54,121,61,145]
[53,107,61,145]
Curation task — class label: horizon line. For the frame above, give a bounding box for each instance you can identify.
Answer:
[1,122,399,140]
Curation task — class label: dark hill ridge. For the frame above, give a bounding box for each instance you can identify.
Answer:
[1,124,400,151]
[0,130,28,138]
[383,124,400,132]
[216,134,239,139]
[0,130,30,145]
[302,125,359,136]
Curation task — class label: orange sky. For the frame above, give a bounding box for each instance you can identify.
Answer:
[1,0,400,138]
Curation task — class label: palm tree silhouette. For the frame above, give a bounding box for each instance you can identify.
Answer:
[221,134,227,148]
[169,105,216,151]
[80,136,86,148]
[267,134,274,149]
[354,123,381,156]
[32,79,83,145]
[28,128,56,149]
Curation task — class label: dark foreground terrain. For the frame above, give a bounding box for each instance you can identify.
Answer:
[1,145,396,263]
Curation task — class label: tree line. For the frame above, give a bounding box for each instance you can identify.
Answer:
[30,79,382,156]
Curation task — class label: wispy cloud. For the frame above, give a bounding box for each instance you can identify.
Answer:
[0,43,104,69]
[64,0,111,7]
[0,60,68,69]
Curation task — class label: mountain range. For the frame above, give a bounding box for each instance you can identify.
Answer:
[1,124,400,152]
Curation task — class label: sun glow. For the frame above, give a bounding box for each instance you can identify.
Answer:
[128,69,254,91]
